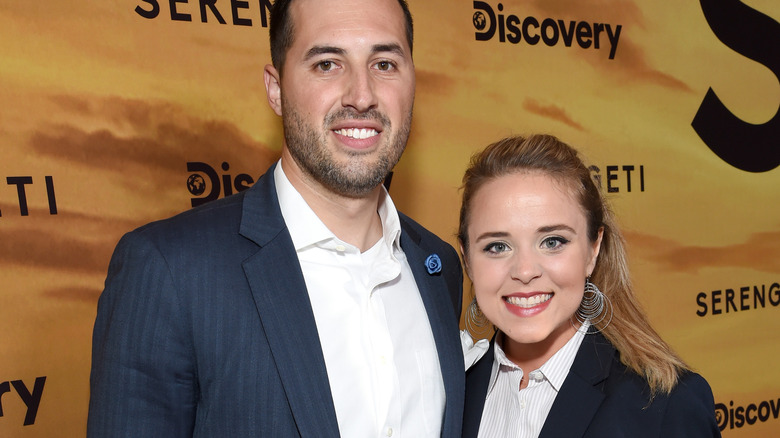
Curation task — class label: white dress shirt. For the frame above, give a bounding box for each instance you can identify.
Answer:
[274,162,445,438]
[461,330,490,370]
[477,323,588,438]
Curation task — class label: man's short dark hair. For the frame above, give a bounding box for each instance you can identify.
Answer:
[269,0,414,74]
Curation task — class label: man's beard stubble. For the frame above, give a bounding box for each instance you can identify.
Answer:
[282,106,411,198]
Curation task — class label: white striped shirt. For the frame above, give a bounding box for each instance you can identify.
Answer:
[477,323,588,438]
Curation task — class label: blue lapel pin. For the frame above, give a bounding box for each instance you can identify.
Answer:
[425,254,442,275]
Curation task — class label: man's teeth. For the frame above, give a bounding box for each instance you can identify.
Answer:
[505,294,552,308]
[335,128,378,139]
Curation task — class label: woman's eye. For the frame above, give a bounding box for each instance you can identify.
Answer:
[541,237,568,250]
[484,242,510,254]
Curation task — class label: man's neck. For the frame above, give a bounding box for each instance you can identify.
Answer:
[280,154,384,252]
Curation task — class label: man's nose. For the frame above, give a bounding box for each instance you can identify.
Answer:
[341,68,378,112]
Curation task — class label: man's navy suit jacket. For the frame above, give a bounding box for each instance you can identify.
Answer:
[87,164,465,437]
[463,332,722,438]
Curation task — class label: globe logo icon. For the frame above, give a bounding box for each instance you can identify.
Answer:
[473,11,486,30]
[187,174,206,196]
[714,407,726,429]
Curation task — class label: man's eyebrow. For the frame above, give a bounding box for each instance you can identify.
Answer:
[303,43,406,62]
[371,43,405,57]
[303,45,345,61]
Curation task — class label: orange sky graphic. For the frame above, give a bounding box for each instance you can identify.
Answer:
[1,0,778,436]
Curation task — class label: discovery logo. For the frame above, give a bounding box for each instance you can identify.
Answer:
[472,1,623,59]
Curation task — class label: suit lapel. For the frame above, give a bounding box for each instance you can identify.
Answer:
[463,339,495,438]
[539,332,615,438]
[240,165,340,437]
[400,224,465,438]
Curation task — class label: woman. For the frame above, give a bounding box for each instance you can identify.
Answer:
[459,134,720,437]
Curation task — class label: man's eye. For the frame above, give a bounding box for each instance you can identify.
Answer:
[375,61,394,71]
[317,61,334,71]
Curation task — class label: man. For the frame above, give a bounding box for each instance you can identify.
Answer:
[87,0,464,436]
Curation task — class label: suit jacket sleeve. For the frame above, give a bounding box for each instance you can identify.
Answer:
[88,230,197,437]
[660,372,722,437]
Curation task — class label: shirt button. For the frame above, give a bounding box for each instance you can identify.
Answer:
[386,427,393,436]
[520,399,527,409]
[335,244,346,252]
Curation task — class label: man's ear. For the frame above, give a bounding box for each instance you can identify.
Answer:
[264,64,283,116]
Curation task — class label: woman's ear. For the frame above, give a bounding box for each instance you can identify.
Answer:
[459,241,471,279]
[586,226,604,276]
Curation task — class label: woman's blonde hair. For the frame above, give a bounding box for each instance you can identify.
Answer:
[458,134,687,395]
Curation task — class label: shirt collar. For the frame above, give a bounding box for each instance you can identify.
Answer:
[274,160,402,253]
[486,322,589,394]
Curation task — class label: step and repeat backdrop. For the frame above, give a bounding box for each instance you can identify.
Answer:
[1,0,778,436]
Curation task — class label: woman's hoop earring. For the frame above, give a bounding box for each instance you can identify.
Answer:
[465,298,492,338]
[573,278,613,333]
